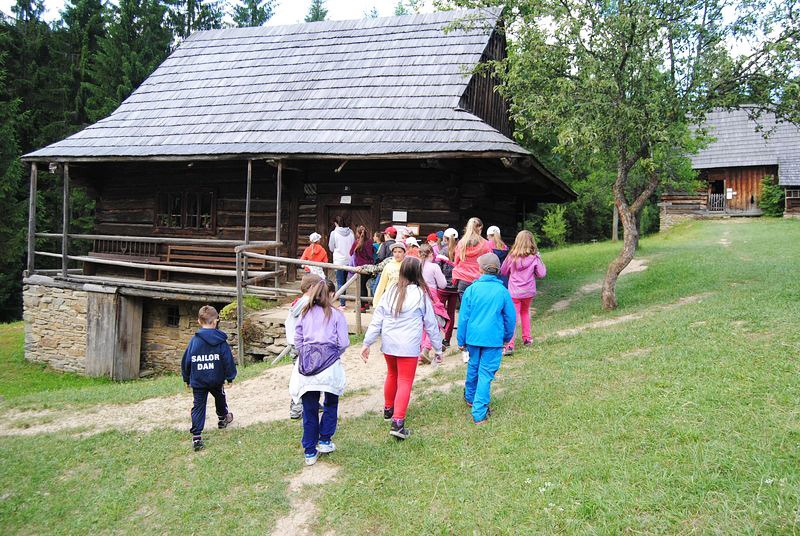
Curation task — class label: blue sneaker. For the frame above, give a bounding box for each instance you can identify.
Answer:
[304,452,318,466]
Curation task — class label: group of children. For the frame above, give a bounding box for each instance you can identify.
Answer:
[180,217,547,463]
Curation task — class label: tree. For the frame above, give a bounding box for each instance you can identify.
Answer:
[447,0,799,309]
[304,0,327,22]
[0,49,26,321]
[166,0,224,40]
[394,1,410,15]
[232,0,275,27]
[61,0,107,127]
[365,6,380,18]
[86,0,172,122]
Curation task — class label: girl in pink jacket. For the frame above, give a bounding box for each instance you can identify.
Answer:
[500,230,547,354]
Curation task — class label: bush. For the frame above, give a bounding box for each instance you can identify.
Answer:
[541,205,568,248]
[638,202,660,236]
[759,175,784,217]
[219,295,272,320]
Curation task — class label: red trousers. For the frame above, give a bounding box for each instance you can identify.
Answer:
[383,354,419,420]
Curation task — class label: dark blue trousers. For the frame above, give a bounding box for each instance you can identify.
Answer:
[301,391,339,455]
[190,385,228,436]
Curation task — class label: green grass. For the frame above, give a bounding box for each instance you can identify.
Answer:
[1,219,799,534]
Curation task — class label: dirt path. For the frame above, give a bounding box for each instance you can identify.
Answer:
[0,342,465,437]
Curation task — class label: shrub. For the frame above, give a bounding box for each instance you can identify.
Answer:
[759,175,784,217]
[219,295,272,320]
[541,204,568,248]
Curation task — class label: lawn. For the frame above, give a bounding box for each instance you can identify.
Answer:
[1,219,799,534]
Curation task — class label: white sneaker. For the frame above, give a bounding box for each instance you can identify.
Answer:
[317,440,336,454]
[462,351,469,363]
[304,452,318,466]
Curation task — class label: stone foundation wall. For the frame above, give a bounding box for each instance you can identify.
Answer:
[659,209,698,232]
[23,284,88,373]
[141,300,209,373]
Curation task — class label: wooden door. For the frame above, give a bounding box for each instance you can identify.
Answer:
[324,205,375,251]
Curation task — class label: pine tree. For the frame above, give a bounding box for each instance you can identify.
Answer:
[61,0,107,127]
[166,0,224,40]
[0,47,26,321]
[394,2,409,16]
[304,0,327,22]
[86,0,172,123]
[232,0,275,28]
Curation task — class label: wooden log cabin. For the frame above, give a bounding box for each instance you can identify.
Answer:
[660,108,800,230]
[21,9,575,379]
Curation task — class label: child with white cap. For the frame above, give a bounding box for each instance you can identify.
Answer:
[486,226,510,288]
[436,227,459,348]
[300,232,328,278]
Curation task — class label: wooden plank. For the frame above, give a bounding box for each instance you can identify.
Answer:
[86,291,117,377]
[114,295,142,380]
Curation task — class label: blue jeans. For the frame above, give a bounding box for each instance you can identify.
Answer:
[463,345,503,422]
[301,391,339,455]
[335,269,347,306]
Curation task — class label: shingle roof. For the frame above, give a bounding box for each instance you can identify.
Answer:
[25,8,528,160]
[691,109,800,186]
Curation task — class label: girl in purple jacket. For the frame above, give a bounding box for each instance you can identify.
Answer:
[499,230,547,354]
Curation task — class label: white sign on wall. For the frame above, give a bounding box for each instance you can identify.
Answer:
[726,188,734,200]
[392,211,408,222]
[340,195,352,204]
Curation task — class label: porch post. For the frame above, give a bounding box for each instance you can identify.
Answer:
[26,162,38,276]
[276,160,283,244]
[243,159,252,281]
[275,160,283,287]
[62,162,70,277]
[244,159,252,245]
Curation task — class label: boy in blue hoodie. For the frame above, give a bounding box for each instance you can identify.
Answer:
[181,305,238,451]
[457,253,516,425]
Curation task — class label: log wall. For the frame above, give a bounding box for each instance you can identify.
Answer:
[458,29,512,138]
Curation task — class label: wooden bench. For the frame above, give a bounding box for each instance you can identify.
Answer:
[84,239,163,280]
[162,244,270,281]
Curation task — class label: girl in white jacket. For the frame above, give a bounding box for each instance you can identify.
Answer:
[361,257,443,440]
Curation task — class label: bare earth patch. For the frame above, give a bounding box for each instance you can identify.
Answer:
[271,463,341,536]
[549,259,648,312]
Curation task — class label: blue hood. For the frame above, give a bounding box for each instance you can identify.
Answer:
[196,328,229,346]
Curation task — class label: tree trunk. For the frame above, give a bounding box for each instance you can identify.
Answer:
[601,199,638,309]
[601,162,659,310]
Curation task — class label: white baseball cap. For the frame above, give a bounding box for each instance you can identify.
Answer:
[487,225,501,236]
[309,232,321,242]
[405,237,419,247]
[443,228,458,239]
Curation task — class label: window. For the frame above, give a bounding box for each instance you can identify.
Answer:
[166,306,180,327]
[787,190,800,199]
[156,190,215,232]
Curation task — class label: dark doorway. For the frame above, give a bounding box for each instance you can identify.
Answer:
[323,205,375,252]
[710,180,725,194]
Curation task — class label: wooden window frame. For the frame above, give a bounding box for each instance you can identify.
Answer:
[786,189,800,199]
[154,189,217,235]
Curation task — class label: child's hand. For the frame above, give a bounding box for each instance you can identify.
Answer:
[360,345,370,363]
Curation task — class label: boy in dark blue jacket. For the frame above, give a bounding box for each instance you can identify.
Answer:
[457,253,516,425]
[181,305,237,451]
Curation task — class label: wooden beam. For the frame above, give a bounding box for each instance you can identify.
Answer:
[36,232,279,248]
[235,250,245,367]
[275,159,283,287]
[61,163,70,278]
[26,162,37,276]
